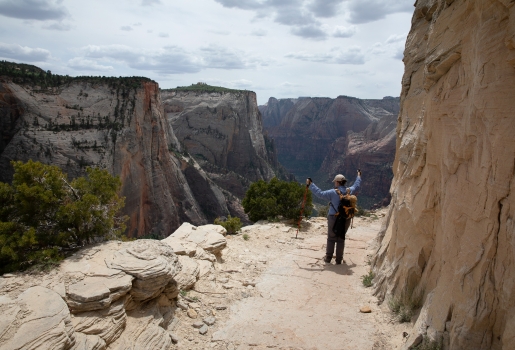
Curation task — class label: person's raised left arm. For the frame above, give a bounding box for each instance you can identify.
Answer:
[348,169,362,195]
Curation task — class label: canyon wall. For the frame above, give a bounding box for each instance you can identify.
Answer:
[260,96,399,208]
[162,89,289,200]
[321,113,397,208]
[0,65,232,237]
[373,0,515,349]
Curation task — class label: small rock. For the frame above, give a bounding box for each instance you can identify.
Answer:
[170,333,179,344]
[199,324,209,335]
[215,306,227,310]
[242,280,256,287]
[203,316,216,326]
[247,285,254,290]
[192,321,204,328]
[222,284,233,289]
[187,309,198,318]
[218,277,229,284]
[276,240,286,244]
[242,292,250,298]
[212,310,217,316]
[2,273,16,278]
[188,302,200,309]
[360,305,372,313]
[244,249,250,252]
[177,300,188,310]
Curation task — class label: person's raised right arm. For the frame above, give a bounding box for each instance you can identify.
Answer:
[306,178,333,200]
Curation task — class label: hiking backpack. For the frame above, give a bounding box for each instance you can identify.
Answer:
[331,189,357,238]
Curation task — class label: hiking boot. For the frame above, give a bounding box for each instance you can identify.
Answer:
[323,256,332,264]
[335,259,345,265]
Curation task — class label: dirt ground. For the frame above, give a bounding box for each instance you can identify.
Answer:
[171,210,411,350]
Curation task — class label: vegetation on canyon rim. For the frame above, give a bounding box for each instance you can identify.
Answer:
[242,177,313,222]
[214,215,242,234]
[0,160,127,274]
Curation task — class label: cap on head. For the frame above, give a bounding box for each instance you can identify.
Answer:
[332,174,346,182]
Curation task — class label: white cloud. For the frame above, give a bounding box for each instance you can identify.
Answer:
[291,24,327,40]
[286,46,365,65]
[141,0,161,6]
[0,42,51,62]
[332,25,356,38]
[279,81,300,88]
[158,32,169,38]
[0,0,69,21]
[347,0,413,24]
[121,26,133,31]
[78,44,267,74]
[42,21,71,31]
[68,57,113,71]
[250,29,267,36]
[386,33,406,44]
[308,0,346,18]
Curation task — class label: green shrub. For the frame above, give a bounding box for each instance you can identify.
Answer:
[387,287,424,323]
[242,233,249,241]
[214,215,242,234]
[0,160,127,273]
[242,178,312,222]
[361,270,375,287]
[412,336,442,350]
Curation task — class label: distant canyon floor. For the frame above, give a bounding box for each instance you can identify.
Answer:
[174,210,409,350]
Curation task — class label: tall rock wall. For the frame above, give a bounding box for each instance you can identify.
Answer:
[0,68,232,237]
[260,96,399,208]
[162,89,289,200]
[373,0,515,349]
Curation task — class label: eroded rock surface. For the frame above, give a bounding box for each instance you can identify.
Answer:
[373,1,515,349]
[0,224,226,350]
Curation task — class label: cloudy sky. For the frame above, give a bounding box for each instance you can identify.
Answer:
[0,0,413,104]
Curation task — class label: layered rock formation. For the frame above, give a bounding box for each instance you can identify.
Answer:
[260,96,399,208]
[0,224,227,349]
[0,64,238,236]
[373,1,515,349]
[162,88,289,201]
[321,113,397,208]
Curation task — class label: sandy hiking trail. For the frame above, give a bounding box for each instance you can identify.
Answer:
[173,211,408,350]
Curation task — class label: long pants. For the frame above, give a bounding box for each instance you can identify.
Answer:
[326,214,351,261]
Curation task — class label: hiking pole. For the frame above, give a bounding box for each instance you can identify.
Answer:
[295,181,310,239]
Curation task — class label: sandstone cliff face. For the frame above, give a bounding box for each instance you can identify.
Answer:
[261,96,399,208]
[162,89,287,200]
[0,73,231,237]
[373,1,515,349]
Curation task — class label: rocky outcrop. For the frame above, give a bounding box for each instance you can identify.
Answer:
[162,89,290,202]
[260,96,399,208]
[0,226,227,349]
[373,1,515,349]
[0,64,235,237]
